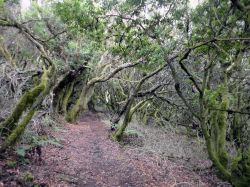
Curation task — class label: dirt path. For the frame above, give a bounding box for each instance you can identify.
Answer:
[27,113,229,187]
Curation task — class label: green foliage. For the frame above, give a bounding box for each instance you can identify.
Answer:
[16,147,27,157]
[0,0,249,186]
[16,135,61,159]
[54,0,106,42]
[204,85,227,108]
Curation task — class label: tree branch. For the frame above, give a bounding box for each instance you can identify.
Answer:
[0,17,53,66]
[209,108,250,115]
[91,61,142,84]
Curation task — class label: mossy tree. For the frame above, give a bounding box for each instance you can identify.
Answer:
[77,0,250,185]
[0,65,55,151]
[1,1,250,186]
[112,65,169,141]
[0,15,57,152]
[66,61,142,122]
[53,65,87,115]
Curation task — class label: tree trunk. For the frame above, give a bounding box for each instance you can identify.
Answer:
[0,66,52,136]
[112,100,134,141]
[66,83,94,122]
[0,65,55,152]
[62,81,75,115]
[112,98,149,141]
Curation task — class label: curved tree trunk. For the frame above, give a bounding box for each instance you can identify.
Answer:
[0,65,56,152]
[66,83,94,122]
[62,80,75,115]
[112,98,149,141]
[65,61,142,123]
[0,66,52,135]
[52,65,87,114]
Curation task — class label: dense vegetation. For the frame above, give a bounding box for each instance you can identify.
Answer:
[0,0,250,186]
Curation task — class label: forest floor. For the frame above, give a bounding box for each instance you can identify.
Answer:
[0,112,231,187]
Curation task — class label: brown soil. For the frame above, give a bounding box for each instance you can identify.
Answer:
[0,112,231,187]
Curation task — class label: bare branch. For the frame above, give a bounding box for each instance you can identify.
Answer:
[91,61,142,84]
[136,82,170,97]
[0,17,54,66]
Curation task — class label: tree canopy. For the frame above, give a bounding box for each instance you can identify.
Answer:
[0,0,250,186]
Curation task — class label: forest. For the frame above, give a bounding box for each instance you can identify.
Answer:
[0,0,250,186]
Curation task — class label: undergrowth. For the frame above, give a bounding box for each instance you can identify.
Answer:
[102,114,208,161]
[16,113,63,159]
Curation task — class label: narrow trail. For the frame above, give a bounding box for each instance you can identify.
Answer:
[28,113,227,187]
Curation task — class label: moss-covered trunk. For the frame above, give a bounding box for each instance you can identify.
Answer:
[61,81,75,115]
[200,106,231,181]
[231,86,243,148]
[112,99,149,141]
[66,83,95,122]
[0,65,55,151]
[0,66,52,135]
[231,148,250,187]
[55,81,75,115]
[55,90,65,114]
[1,110,35,151]
[200,71,250,186]
[112,100,134,141]
[53,66,86,114]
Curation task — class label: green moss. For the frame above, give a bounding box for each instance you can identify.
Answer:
[0,65,55,151]
[128,100,148,123]
[0,67,50,135]
[204,135,231,181]
[0,84,44,132]
[62,81,75,115]
[112,101,134,141]
[206,81,229,169]
[66,100,80,122]
[216,107,229,167]
[203,85,231,181]
[1,110,35,151]
[112,99,149,141]
[55,89,65,113]
[231,88,242,148]
[210,111,219,152]
[66,85,94,122]
[232,148,250,187]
